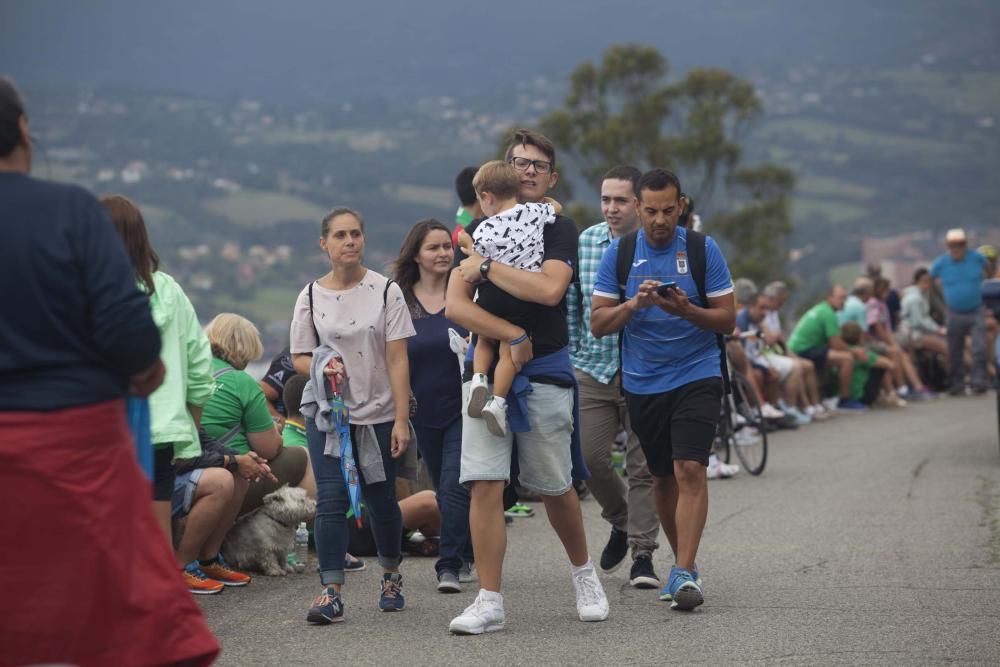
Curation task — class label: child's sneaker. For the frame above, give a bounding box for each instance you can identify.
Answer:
[467,373,490,418]
[481,396,507,436]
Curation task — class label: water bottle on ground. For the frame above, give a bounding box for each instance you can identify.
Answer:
[294,522,309,574]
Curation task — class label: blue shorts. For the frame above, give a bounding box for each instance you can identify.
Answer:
[171,468,205,518]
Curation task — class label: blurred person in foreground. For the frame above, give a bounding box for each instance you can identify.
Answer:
[0,76,218,666]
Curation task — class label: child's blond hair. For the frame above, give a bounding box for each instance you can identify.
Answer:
[472,160,521,201]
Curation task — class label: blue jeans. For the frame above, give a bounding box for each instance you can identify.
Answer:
[307,418,402,586]
[415,417,473,575]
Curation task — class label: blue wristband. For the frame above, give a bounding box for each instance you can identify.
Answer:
[510,333,529,346]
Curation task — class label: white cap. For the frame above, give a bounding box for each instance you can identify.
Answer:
[945,228,966,243]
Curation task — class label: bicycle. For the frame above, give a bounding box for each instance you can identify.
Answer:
[716,338,769,475]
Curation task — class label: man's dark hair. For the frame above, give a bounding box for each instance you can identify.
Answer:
[913,267,929,283]
[603,165,641,191]
[503,128,556,169]
[636,168,682,200]
[841,320,863,346]
[0,76,27,158]
[455,166,479,207]
[283,374,309,418]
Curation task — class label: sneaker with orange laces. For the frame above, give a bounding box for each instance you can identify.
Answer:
[182,563,224,595]
[199,555,252,587]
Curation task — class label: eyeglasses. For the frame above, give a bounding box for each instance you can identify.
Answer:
[509,157,553,174]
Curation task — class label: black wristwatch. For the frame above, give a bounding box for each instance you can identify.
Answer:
[225,454,239,473]
[479,258,493,282]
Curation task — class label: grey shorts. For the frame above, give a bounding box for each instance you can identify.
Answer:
[171,468,205,519]
[459,381,574,496]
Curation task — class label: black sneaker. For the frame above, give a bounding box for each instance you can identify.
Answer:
[599,527,629,573]
[629,554,660,589]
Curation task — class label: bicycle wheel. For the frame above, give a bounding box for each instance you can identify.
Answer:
[729,372,768,475]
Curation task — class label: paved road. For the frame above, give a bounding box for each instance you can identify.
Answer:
[199,394,1000,666]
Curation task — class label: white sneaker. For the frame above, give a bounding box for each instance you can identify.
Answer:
[467,373,490,418]
[822,397,840,412]
[718,460,740,478]
[734,429,760,448]
[481,396,507,437]
[573,566,609,622]
[761,403,785,420]
[449,590,505,635]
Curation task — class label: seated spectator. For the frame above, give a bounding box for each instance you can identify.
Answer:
[282,373,308,448]
[868,277,933,400]
[736,291,812,424]
[841,322,894,406]
[259,347,296,429]
[172,430,275,594]
[787,285,867,411]
[348,489,442,558]
[280,373,317,497]
[761,282,829,420]
[201,313,310,514]
[898,268,948,359]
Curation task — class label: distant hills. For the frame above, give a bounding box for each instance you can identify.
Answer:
[5,0,1000,338]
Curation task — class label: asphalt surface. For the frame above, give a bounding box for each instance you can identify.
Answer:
[199,393,1000,666]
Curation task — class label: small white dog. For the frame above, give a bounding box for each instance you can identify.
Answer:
[222,485,316,576]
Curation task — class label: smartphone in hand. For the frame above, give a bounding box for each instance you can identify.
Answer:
[656,281,679,297]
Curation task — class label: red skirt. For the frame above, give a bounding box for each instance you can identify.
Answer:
[0,399,220,667]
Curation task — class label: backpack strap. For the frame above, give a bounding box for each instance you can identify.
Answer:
[382,279,395,309]
[614,230,639,395]
[686,230,732,395]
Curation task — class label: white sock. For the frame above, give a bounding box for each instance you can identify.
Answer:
[708,453,719,466]
[478,588,503,603]
[571,559,595,577]
[492,395,507,408]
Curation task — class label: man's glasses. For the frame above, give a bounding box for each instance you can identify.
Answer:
[509,157,553,174]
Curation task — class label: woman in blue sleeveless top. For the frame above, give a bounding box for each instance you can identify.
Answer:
[394,218,474,591]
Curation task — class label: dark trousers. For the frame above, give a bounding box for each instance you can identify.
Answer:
[861,367,888,406]
[415,418,473,575]
[307,418,402,586]
[946,307,988,391]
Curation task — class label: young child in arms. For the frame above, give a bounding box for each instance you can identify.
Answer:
[457,160,556,436]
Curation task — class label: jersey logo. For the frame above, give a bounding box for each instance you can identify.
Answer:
[676,251,688,275]
[631,259,648,268]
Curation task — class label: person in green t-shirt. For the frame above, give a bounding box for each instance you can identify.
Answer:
[202,314,311,514]
[787,285,869,410]
[454,166,483,230]
[841,321,894,404]
[281,374,308,448]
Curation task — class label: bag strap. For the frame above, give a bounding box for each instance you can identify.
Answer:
[308,281,321,345]
[687,230,732,395]
[614,230,639,395]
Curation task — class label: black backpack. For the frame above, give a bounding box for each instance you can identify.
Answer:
[614,229,731,394]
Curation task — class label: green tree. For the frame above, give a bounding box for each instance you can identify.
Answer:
[537,43,795,279]
[710,165,796,285]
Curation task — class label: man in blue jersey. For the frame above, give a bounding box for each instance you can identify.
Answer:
[590,168,735,611]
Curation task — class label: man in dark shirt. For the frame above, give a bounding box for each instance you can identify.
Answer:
[445,129,609,635]
[0,76,218,667]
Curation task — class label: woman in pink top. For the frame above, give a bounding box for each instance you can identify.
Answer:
[289,207,416,625]
[867,277,932,399]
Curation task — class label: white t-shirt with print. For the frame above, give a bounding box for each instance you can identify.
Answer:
[290,270,415,425]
